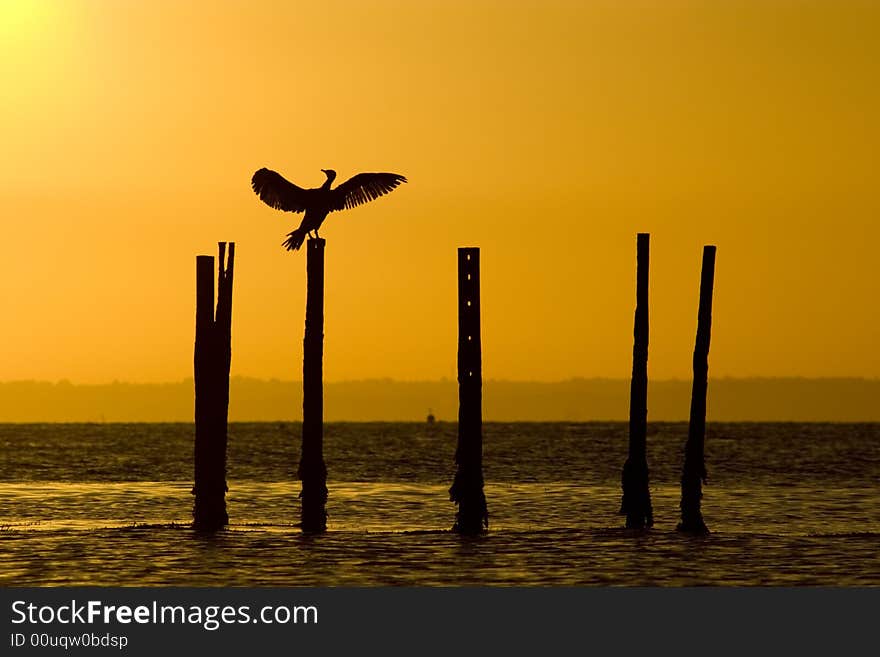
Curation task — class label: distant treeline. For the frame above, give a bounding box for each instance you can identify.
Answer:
[0,377,878,422]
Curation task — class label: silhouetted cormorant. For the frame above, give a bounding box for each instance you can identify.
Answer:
[251,168,407,250]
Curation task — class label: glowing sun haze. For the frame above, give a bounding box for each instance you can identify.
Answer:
[1,0,878,384]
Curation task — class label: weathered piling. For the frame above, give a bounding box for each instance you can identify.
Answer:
[678,245,716,534]
[620,233,653,529]
[214,242,234,513]
[449,247,488,534]
[193,242,235,531]
[298,237,328,533]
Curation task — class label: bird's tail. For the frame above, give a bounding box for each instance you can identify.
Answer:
[282,228,307,251]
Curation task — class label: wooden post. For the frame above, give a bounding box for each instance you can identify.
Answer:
[620,233,653,529]
[214,242,234,520]
[298,237,327,533]
[449,247,488,533]
[678,245,716,534]
[193,243,234,531]
[193,255,215,529]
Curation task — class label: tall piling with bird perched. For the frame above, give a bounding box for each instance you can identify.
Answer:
[298,237,328,533]
[250,166,406,532]
[679,245,717,534]
[620,233,653,529]
[450,247,489,534]
[192,242,235,531]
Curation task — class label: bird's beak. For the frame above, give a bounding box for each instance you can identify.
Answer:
[320,169,328,174]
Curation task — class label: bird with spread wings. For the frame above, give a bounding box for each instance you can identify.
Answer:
[251,168,407,251]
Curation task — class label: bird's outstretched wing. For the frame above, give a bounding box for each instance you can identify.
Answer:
[331,172,407,211]
[251,168,309,213]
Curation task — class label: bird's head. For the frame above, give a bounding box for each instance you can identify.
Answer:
[320,169,337,183]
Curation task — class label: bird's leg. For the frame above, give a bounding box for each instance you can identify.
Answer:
[315,229,320,238]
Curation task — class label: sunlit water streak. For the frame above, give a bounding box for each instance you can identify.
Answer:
[1,423,878,585]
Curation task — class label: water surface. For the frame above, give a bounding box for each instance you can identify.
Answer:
[1,423,878,585]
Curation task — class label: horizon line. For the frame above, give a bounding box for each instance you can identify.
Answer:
[2,376,879,386]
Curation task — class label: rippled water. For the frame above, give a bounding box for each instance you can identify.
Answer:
[1,423,878,585]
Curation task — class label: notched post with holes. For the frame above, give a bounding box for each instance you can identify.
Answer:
[620,233,653,529]
[193,242,235,531]
[450,247,488,534]
[678,245,716,534]
[298,237,328,533]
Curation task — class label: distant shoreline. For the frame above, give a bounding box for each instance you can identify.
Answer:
[1,377,878,422]
[1,420,878,426]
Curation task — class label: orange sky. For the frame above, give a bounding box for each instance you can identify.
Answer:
[1,0,878,384]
